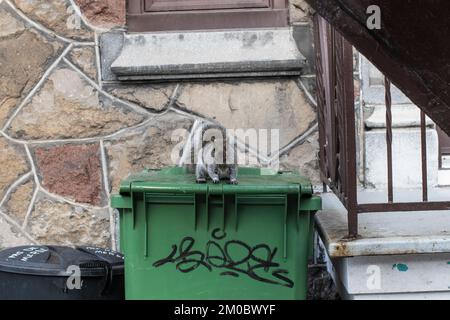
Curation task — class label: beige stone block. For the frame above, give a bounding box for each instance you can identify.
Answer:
[0,138,29,199]
[8,67,146,140]
[69,46,98,81]
[3,180,35,226]
[0,217,31,249]
[176,80,316,148]
[280,132,320,185]
[105,112,194,192]
[0,7,25,38]
[109,84,176,113]
[12,0,94,40]
[27,198,110,247]
[0,25,63,127]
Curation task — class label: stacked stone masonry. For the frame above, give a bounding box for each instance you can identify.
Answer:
[0,0,318,249]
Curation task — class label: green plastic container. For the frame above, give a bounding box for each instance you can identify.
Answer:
[111,167,321,300]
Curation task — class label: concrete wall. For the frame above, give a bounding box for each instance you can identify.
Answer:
[0,0,318,249]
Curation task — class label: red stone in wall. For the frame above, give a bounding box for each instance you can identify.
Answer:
[74,0,125,28]
[35,144,103,205]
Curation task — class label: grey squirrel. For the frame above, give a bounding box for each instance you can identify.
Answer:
[191,122,238,184]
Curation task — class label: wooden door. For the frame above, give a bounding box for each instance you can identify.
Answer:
[128,0,289,32]
[144,0,270,11]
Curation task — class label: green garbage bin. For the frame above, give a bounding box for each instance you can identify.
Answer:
[111,167,321,300]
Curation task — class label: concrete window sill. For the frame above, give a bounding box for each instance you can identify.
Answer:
[110,28,306,81]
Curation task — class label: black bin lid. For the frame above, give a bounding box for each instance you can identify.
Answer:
[0,246,124,277]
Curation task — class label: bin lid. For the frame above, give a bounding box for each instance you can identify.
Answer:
[118,167,315,196]
[0,246,124,277]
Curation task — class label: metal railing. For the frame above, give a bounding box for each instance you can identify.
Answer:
[314,15,450,238]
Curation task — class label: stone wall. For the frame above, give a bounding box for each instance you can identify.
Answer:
[0,0,318,249]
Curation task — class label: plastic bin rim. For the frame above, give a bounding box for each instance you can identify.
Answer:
[0,263,124,277]
[117,167,315,195]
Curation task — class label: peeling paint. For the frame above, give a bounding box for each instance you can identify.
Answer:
[393,263,409,272]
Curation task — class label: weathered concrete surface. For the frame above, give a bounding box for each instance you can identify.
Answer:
[176,80,316,148]
[107,84,175,112]
[105,112,194,192]
[364,128,438,188]
[111,29,305,80]
[292,25,315,74]
[99,31,124,81]
[330,252,450,300]
[7,67,145,140]
[27,197,110,247]
[2,180,35,226]
[69,46,98,81]
[34,143,103,205]
[365,104,434,128]
[360,56,412,105]
[0,138,29,199]
[12,0,94,40]
[74,0,125,28]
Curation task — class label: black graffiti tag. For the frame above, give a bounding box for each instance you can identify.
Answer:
[152,228,294,288]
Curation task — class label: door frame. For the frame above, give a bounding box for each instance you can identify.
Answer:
[127,0,289,32]
[144,0,270,12]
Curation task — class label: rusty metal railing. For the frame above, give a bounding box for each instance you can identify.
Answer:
[314,15,450,238]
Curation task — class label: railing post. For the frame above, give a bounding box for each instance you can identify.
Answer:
[341,38,358,238]
[420,111,428,201]
[314,15,359,238]
[314,15,328,193]
[385,78,394,202]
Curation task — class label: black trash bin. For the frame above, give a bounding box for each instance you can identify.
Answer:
[0,246,124,300]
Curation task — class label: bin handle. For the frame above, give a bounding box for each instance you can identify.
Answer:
[79,260,114,296]
[77,247,115,296]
